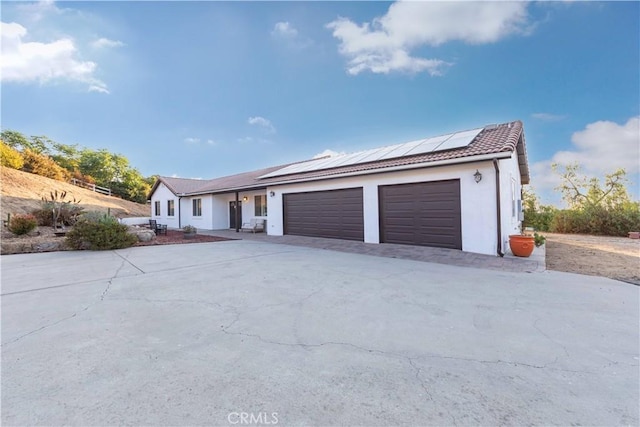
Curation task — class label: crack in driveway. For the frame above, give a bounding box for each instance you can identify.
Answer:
[1,258,127,347]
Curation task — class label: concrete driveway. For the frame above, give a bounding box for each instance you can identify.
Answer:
[2,240,638,426]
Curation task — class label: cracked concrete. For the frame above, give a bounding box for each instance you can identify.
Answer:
[1,239,638,426]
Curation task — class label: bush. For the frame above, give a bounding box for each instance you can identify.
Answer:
[8,214,38,235]
[31,201,84,226]
[66,213,137,250]
[21,149,70,181]
[523,205,557,232]
[551,203,640,236]
[0,141,24,169]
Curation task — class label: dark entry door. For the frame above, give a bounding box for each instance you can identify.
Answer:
[379,180,462,249]
[229,201,242,228]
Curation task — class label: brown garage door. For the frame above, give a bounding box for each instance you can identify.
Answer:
[379,180,462,249]
[283,188,364,241]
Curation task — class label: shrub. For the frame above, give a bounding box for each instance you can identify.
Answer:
[32,199,84,227]
[551,203,640,236]
[21,149,70,181]
[523,205,557,232]
[66,213,137,250]
[8,214,38,235]
[0,141,24,169]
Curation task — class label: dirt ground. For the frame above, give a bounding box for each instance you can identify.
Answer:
[1,167,150,218]
[545,233,640,285]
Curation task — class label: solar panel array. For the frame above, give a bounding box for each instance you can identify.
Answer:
[259,127,484,179]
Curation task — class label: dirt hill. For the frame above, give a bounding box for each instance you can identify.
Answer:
[1,167,150,218]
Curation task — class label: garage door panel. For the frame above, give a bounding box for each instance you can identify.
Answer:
[379,180,462,249]
[283,188,364,241]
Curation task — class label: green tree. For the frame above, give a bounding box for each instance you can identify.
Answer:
[0,130,50,153]
[522,187,557,232]
[78,149,130,186]
[1,130,31,150]
[553,163,632,209]
[551,163,640,236]
[50,142,80,172]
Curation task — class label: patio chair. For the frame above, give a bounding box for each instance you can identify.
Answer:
[241,218,265,233]
[149,219,167,235]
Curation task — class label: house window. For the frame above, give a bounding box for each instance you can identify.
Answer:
[193,198,202,216]
[154,201,161,216]
[254,195,267,216]
[167,200,175,217]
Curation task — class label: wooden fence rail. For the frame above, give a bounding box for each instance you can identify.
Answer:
[70,178,112,196]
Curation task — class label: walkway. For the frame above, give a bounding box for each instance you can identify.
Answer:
[199,229,546,273]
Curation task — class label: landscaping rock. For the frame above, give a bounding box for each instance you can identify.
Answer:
[1,239,68,255]
[128,227,156,243]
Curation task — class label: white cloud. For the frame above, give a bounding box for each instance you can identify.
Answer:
[206,139,216,145]
[248,116,276,133]
[92,37,124,49]
[530,116,640,203]
[326,1,530,75]
[184,137,201,144]
[0,21,109,93]
[313,149,346,159]
[531,112,567,122]
[14,0,60,23]
[552,117,640,174]
[272,22,298,38]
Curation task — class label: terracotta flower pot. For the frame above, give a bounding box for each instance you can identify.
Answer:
[509,234,535,257]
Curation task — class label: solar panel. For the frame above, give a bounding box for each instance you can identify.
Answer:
[403,134,453,157]
[432,128,483,152]
[258,126,485,179]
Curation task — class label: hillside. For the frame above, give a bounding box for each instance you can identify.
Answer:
[1,167,150,218]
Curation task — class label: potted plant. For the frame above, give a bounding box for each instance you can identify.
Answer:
[509,230,546,257]
[183,225,197,239]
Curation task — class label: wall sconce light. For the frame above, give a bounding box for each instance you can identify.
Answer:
[474,170,482,183]
[242,196,248,202]
[269,191,275,197]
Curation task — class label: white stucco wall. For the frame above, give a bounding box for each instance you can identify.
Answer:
[498,153,524,251]
[150,183,180,229]
[177,191,269,231]
[266,161,503,255]
[180,195,214,230]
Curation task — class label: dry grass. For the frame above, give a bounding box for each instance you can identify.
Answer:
[1,167,150,218]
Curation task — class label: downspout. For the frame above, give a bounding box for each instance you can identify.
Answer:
[178,196,182,229]
[493,159,504,257]
[235,191,240,232]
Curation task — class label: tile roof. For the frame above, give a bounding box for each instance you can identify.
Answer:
[151,120,529,197]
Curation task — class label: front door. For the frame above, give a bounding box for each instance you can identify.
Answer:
[229,201,242,229]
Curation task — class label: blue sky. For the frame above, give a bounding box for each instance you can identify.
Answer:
[2,1,639,205]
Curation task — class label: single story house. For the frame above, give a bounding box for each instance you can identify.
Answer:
[149,120,530,256]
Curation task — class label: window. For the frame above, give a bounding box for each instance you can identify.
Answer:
[167,200,175,216]
[154,201,161,216]
[254,195,267,216]
[193,198,202,216]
